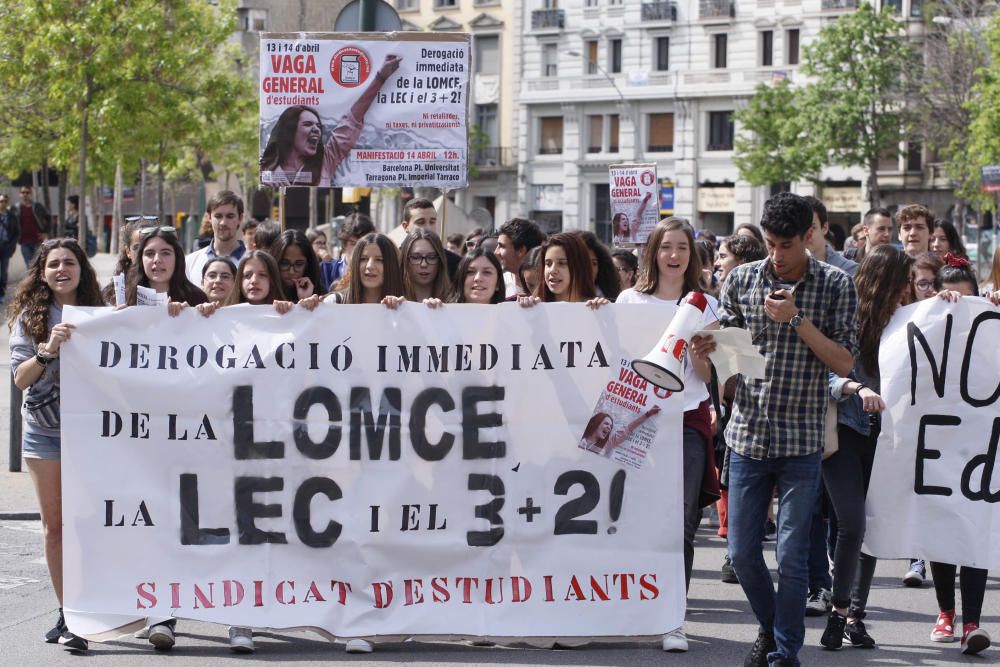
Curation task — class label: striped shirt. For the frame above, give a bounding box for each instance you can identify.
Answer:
[719,256,858,459]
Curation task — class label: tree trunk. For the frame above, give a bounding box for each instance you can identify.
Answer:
[56,168,67,237]
[94,182,104,252]
[867,162,880,209]
[112,160,123,255]
[157,140,165,220]
[78,96,89,246]
[40,158,52,225]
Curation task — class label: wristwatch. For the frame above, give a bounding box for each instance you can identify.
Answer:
[789,314,804,329]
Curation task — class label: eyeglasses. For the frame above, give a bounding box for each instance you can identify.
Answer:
[138,226,177,237]
[408,253,439,266]
[126,215,161,223]
[279,260,307,272]
[914,279,934,292]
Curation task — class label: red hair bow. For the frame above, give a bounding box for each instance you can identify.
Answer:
[944,252,969,269]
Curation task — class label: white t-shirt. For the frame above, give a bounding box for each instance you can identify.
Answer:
[616,288,720,412]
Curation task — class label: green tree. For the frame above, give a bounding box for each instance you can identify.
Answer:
[799,2,913,207]
[733,79,824,187]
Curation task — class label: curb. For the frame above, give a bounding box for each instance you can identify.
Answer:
[0,511,40,520]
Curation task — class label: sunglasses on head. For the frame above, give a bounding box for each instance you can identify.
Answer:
[42,238,80,248]
[138,226,177,237]
[126,215,162,223]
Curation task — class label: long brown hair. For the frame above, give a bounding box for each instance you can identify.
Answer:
[126,227,206,305]
[856,245,913,376]
[8,240,103,343]
[534,233,596,303]
[346,233,404,304]
[583,412,613,449]
[226,250,287,306]
[399,228,450,301]
[634,218,704,296]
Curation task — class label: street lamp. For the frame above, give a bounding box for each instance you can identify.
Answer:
[565,49,629,109]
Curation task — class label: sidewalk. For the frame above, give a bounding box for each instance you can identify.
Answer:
[0,250,117,519]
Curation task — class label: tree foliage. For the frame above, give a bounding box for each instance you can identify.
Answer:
[734,3,912,206]
[733,79,823,187]
[0,1,255,218]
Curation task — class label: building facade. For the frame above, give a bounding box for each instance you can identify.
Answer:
[515,0,941,240]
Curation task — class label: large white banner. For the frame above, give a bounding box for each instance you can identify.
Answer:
[259,32,469,189]
[866,297,1000,568]
[60,303,686,640]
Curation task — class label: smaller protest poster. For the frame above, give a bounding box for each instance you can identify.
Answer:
[610,163,659,246]
[579,358,672,470]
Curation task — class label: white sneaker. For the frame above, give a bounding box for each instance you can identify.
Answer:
[133,627,150,639]
[148,623,175,650]
[229,626,255,654]
[345,638,373,653]
[805,588,832,616]
[662,627,688,652]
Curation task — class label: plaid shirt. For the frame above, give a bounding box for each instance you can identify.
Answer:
[720,256,858,459]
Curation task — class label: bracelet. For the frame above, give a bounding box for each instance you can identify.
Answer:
[375,72,385,83]
[855,382,868,395]
[35,343,57,360]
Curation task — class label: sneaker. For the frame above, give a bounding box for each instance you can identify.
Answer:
[721,555,739,584]
[59,631,88,651]
[763,518,777,541]
[903,559,926,587]
[744,628,776,667]
[148,622,176,650]
[805,588,832,617]
[133,626,150,639]
[845,619,876,648]
[229,626,255,654]
[821,611,847,650]
[662,627,688,652]
[930,609,957,643]
[345,638,373,653]
[44,609,66,643]
[962,623,991,655]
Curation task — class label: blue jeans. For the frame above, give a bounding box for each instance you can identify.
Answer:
[20,242,39,268]
[0,251,10,298]
[728,450,822,666]
[808,489,833,591]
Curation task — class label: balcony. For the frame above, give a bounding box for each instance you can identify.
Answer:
[472,146,516,170]
[699,0,734,19]
[531,9,565,31]
[642,1,678,21]
[821,0,859,9]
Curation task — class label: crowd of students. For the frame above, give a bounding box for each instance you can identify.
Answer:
[9,189,1000,663]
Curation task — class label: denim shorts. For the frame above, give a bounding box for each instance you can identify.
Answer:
[22,430,60,460]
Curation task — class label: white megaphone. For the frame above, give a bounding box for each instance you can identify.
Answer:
[631,292,708,392]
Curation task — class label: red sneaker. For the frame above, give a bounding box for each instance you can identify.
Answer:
[962,623,991,655]
[930,609,956,643]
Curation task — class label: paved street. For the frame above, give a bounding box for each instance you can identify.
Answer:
[0,253,997,665]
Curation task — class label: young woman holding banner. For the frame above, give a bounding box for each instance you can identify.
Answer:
[399,228,450,303]
[518,232,606,308]
[924,253,998,656]
[616,217,720,653]
[269,229,322,303]
[326,233,405,308]
[125,227,208,311]
[8,239,104,651]
[819,245,913,651]
[423,248,505,308]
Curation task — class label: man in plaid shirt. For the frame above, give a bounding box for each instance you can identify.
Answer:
[692,192,858,667]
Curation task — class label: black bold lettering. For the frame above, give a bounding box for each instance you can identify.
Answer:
[915,414,958,497]
[179,474,230,545]
[462,386,506,460]
[292,387,342,459]
[907,318,952,405]
[234,477,287,544]
[349,388,401,460]
[293,477,343,547]
[409,388,456,461]
[232,385,284,459]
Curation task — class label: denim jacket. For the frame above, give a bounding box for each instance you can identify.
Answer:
[829,361,880,437]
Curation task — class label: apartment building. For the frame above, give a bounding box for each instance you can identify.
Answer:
[515,0,941,239]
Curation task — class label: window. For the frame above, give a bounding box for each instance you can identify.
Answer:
[609,38,622,73]
[395,0,417,9]
[586,40,599,75]
[786,29,800,66]
[542,43,558,77]
[474,35,499,75]
[907,141,922,171]
[655,36,670,71]
[434,0,457,7]
[585,0,599,6]
[543,0,558,7]
[587,116,603,153]
[476,104,498,147]
[708,111,734,151]
[760,31,773,67]
[648,113,674,152]
[539,117,564,154]
[713,34,728,69]
[609,114,620,152]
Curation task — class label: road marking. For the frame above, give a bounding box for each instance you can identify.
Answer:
[2,524,42,534]
[0,576,40,590]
